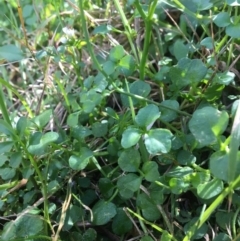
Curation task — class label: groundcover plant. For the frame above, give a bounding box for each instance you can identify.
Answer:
[0,0,240,240]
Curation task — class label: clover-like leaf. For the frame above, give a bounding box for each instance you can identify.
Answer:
[159,100,179,122]
[142,161,159,182]
[69,147,93,170]
[121,126,142,148]
[112,208,133,235]
[0,44,24,61]
[118,148,141,172]
[213,12,231,27]
[28,132,59,155]
[92,200,117,225]
[135,104,160,128]
[137,193,160,221]
[144,129,172,155]
[169,58,207,89]
[109,45,125,62]
[189,106,228,147]
[117,174,142,199]
[197,178,223,199]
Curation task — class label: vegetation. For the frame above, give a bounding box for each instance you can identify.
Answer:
[0,0,240,240]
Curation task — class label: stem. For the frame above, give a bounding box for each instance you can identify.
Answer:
[126,207,177,241]
[112,0,139,62]
[138,0,158,80]
[183,175,240,240]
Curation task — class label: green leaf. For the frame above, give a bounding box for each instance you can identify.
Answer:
[194,0,213,10]
[109,45,125,62]
[32,109,52,128]
[93,73,108,92]
[0,167,16,180]
[1,221,16,241]
[189,106,229,147]
[93,24,112,34]
[213,12,231,27]
[200,37,214,49]
[15,214,43,237]
[117,174,142,199]
[135,104,160,128]
[118,148,141,172]
[0,44,24,61]
[144,129,172,155]
[226,0,240,6]
[142,161,159,182]
[99,178,115,199]
[102,60,116,75]
[121,80,151,107]
[141,236,154,241]
[184,218,208,239]
[92,200,117,225]
[169,58,207,89]
[118,55,136,76]
[22,4,33,18]
[197,178,223,199]
[0,155,8,166]
[28,132,59,155]
[92,120,108,137]
[62,205,84,231]
[16,117,28,137]
[9,152,22,168]
[69,147,93,170]
[203,84,224,102]
[67,111,80,127]
[190,172,211,188]
[80,90,102,113]
[169,177,190,194]
[177,150,196,165]
[0,141,14,154]
[212,233,231,241]
[82,228,97,241]
[209,151,229,182]
[112,208,133,235]
[149,182,165,205]
[121,126,142,148]
[216,211,235,230]
[173,39,188,60]
[226,23,240,38]
[166,166,193,178]
[137,193,160,221]
[0,119,15,136]
[159,100,179,122]
[72,125,92,140]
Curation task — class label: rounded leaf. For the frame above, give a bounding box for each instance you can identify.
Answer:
[69,148,93,170]
[112,208,133,235]
[159,100,179,122]
[121,127,142,148]
[92,200,117,225]
[109,45,125,62]
[144,129,172,155]
[189,106,228,147]
[210,151,229,181]
[184,218,208,240]
[226,23,240,38]
[213,12,231,27]
[135,104,160,128]
[118,148,141,172]
[197,178,223,199]
[117,174,142,199]
[142,161,159,182]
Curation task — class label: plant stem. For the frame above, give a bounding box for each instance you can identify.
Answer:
[138,0,158,80]
[183,175,240,240]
